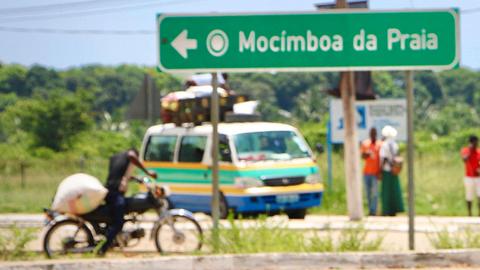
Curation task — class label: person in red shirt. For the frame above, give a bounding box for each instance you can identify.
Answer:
[361,128,382,216]
[461,135,480,216]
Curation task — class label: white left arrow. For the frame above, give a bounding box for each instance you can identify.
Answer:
[171,29,197,59]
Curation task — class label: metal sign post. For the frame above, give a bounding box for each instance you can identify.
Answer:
[406,70,415,250]
[327,119,333,189]
[210,73,221,248]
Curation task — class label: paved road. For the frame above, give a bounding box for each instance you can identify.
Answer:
[2,214,480,252]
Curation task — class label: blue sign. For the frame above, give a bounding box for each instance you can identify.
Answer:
[329,99,407,143]
[337,105,367,130]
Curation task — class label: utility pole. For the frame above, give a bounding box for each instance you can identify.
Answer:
[406,70,415,250]
[336,0,364,221]
[146,74,153,125]
[210,73,220,250]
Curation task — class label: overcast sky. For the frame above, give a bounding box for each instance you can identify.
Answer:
[0,0,477,69]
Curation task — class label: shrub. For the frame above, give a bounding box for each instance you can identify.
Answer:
[0,225,37,260]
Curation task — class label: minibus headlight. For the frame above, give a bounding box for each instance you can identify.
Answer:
[305,173,322,184]
[234,177,264,188]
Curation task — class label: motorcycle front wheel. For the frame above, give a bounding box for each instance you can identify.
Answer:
[43,220,95,258]
[154,214,203,253]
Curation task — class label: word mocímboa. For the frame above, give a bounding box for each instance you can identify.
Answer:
[238,29,439,53]
[239,30,343,53]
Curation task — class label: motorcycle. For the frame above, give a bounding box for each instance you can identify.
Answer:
[42,176,203,258]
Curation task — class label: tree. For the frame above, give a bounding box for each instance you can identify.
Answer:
[0,93,18,112]
[25,65,64,95]
[425,102,480,136]
[439,68,480,106]
[1,90,92,151]
[372,71,404,98]
[0,64,27,96]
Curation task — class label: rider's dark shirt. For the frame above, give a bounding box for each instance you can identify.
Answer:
[105,151,130,192]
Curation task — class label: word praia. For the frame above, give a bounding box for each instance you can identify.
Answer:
[239,28,439,53]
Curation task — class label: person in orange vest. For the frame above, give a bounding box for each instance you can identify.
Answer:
[360,128,382,216]
[461,135,480,216]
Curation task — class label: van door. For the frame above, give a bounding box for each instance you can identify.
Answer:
[174,135,210,211]
[203,134,235,216]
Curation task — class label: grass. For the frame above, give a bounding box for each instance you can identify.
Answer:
[0,225,38,261]
[204,215,383,253]
[428,227,480,250]
[0,156,108,213]
[0,148,469,216]
[310,150,467,216]
[0,217,382,261]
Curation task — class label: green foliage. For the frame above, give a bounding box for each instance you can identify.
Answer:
[310,152,348,215]
[416,128,480,153]
[0,92,18,112]
[230,72,335,123]
[310,147,469,216]
[1,91,92,151]
[308,232,334,252]
[208,215,306,253]
[337,225,383,251]
[0,63,182,127]
[0,64,27,96]
[293,85,329,123]
[372,71,404,98]
[0,123,144,213]
[25,65,64,96]
[0,63,478,142]
[0,152,108,213]
[0,62,479,218]
[439,68,480,106]
[71,129,138,159]
[429,227,480,250]
[0,225,37,260]
[422,103,480,136]
[205,215,383,253]
[299,122,328,148]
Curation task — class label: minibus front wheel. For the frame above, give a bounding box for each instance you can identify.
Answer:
[286,208,307,219]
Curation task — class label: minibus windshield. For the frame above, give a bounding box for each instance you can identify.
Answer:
[233,131,311,161]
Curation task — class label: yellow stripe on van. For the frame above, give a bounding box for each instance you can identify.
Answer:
[144,161,208,169]
[143,161,317,171]
[167,183,324,196]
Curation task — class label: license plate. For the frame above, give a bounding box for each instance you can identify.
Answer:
[276,194,299,204]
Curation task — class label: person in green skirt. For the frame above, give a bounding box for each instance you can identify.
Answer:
[379,125,404,216]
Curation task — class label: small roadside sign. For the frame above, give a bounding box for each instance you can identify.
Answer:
[329,99,407,143]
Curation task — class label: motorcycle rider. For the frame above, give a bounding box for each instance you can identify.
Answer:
[98,148,157,255]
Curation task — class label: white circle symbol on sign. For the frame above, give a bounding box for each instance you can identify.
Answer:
[207,30,229,57]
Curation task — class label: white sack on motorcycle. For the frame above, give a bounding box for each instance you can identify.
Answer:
[51,173,108,214]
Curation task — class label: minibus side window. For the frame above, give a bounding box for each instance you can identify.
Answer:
[144,135,177,162]
[179,136,207,162]
[219,134,232,162]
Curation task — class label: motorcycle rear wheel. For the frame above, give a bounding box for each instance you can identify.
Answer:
[43,219,95,258]
[154,214,203,253]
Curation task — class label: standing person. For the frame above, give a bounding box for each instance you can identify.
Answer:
[379,125,404,216]
[461,135,480,216]
[98,148,157,255]
[361,128,382,216]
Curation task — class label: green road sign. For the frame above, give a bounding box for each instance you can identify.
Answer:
[157,10,459,73]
